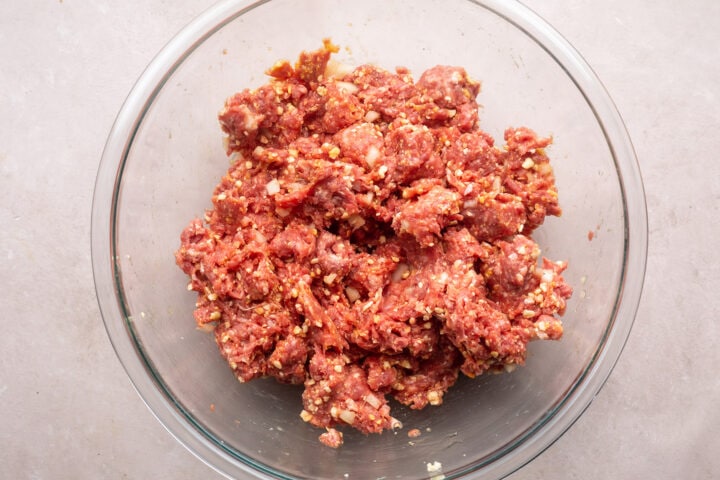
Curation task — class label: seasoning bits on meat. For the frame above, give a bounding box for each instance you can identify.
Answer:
[176,40,573,448]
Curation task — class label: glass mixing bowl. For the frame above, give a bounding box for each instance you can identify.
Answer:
[91,0,647,478]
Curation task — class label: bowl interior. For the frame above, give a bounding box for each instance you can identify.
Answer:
[106,0,633,478]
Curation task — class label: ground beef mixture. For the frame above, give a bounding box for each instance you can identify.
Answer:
[175,40,573,448]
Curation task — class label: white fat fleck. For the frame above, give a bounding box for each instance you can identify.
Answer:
[427,461,445,480]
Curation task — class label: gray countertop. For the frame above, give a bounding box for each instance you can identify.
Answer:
[2,0,718,478]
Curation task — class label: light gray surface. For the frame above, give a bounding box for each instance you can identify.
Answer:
[1,0,717,478]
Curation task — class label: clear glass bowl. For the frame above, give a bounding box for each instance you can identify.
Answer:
[91,1,647,479]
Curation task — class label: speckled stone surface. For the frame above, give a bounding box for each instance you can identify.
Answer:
[2,1,718,478]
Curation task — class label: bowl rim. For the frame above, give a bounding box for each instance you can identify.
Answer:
[91,0,648,478]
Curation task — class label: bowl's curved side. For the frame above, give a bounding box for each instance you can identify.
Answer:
[468,1,649,478]
[91,1,280,479]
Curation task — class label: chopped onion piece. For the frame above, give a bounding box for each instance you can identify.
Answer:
[265,178,280,195]
[347,214,366,229]
[390,417,403,429]
[324,60,355,79]
[363,394,381,409]
[365,145,380,166]
[335,81,359,94]
[339,409,356,425]
[364,110,380,123]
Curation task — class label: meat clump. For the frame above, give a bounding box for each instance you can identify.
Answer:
[176,40,572,448]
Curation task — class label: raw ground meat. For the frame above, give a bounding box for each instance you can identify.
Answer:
[175,40,573,447]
